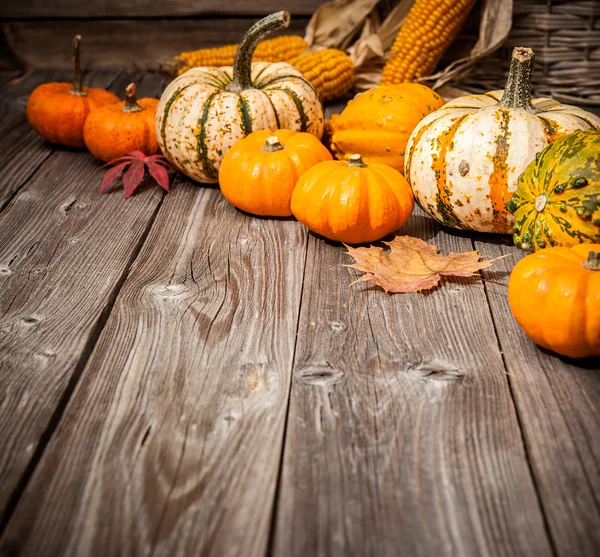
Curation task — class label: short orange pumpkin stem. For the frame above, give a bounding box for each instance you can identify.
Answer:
[583,251,600,271]
[123,83,143,113]
[69,34,86,97]
[347,154,367,168]
[263,136,284,152]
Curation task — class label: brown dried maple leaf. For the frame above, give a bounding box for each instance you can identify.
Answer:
[345,236,503,293]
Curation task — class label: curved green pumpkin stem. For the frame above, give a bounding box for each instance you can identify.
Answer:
[499,47,535,112]
[583,251,600,271]
[69,34,87,97]
[227,11,291,93]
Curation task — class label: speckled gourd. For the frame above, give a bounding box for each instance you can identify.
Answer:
[507,128,600,252]
[404,47,600,233]
[156,11,324,184]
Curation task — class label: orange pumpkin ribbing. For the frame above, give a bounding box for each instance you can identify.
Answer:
[508,244,600,358]
[27,84,119,147]
[291,154,414,244]
[219,129,332,216]
[84,83,159,162]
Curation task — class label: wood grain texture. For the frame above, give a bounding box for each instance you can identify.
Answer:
[0,185,308,557]
[0,70,165,522]
[0,0,325,18]
[272,208,554,557]
[0,70,121,208]
[475,236,600,557]
[3,18,309,71]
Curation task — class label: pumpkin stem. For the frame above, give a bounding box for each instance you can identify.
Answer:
[499,47,536,112]
[122,83,143,113]
[583,251,600,271]
[227,11,291,93]
[263,136,284,152]
[347,154,367,168]
[69,34,87,97]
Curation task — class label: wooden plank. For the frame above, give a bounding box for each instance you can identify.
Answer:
[272,207,554,557]
[0,69,123,208]
[0,69,165,527]
[475,237,600,557]
[3,18,309,71]
[0,0,325,18]
[0,185,308,556]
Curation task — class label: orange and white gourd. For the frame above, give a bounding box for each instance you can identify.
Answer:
[156,12,324,184]
[404,47,600,233]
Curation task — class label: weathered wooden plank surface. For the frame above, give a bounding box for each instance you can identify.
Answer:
[0,70,166,528]
[475,237,600,557]
[271,208,554,557]
[0,0,325,18]
[0,70,120,208]
[3,18,309,71]
[0,185,308,557]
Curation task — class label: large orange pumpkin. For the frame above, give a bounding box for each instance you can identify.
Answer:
[84,83,159,162]
[327,83,445,174]
[219,129,332,216]
[508,244,600,358]
[26,35,119,148]
[291,154,414,243]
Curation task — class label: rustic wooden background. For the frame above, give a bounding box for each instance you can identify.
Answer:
[0,2,599,557]
[0,0,326,71]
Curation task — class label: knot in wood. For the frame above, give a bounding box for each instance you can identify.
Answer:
[407,361,465,383]
[297,364,345,387]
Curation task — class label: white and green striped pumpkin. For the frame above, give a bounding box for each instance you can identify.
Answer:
[156,11,324,184]
[404,47,600,233]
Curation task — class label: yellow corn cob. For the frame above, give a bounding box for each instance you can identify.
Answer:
[289,49,355,102]
[176,35,308,75]
[381,0,477,85]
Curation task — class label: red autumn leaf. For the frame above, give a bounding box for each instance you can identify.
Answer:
[345,236,504,293]
[100,162,129,193]
[99,151,173,198]
[123,160,145,198]
[147,161,170,192]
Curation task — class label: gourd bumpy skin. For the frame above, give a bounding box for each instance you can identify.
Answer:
[327,83,445,174]
[508,128,600,252]
[405,47,600,234]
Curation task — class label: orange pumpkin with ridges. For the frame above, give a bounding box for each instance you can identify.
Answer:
[508,244,600,358]
[83,83,159,162]
[291,154,414,244]
[26,35,119,148]
[219,129,332,216]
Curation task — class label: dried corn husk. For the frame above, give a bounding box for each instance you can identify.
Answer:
[305,0,513,92]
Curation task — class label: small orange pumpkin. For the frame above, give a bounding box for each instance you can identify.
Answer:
[26,35,119,148]
[291,154,414,243]
[508,244,600,359]
[84,83,159,162]
[219,129,332,216]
